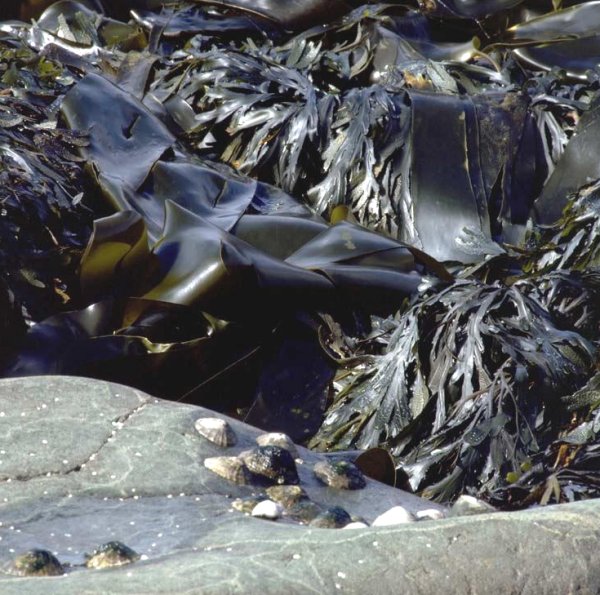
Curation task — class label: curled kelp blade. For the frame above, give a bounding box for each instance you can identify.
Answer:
[61,72,175,202]
[232,215,328,260]
[192,0,351,30]
[144,201,336,318]
[130,5,283,41]
[534,99,600,224]
[419,0,525,19]
[79,210,149,302]
[3,296,265,406]
[506,2,600,42]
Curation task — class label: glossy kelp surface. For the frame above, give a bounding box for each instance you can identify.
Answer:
[2,0,600,507]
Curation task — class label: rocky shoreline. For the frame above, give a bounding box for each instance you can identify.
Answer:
[1,376,599,593]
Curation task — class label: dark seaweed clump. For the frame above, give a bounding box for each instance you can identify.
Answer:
[2,0,600,508]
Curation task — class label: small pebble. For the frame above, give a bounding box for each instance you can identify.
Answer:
[372,506,415,526]
[449,495,496,517]
[415,508,446,521]
[251,500,283,520]
[343,522,369,529]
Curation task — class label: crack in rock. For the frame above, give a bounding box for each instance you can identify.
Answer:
[0,399,150,484]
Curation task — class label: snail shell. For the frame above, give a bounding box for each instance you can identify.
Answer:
[195,417,237,447]
[10,549,64,576]
[204,456,252,485]
[256,432,299,458]
[313,460,366,490]
[309,506,352,529]
[85,541,140,569]
[265,485,309,509]
[283,499,323,523]
[239,446,299,485]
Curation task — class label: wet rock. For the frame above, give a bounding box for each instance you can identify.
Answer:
[5,378,595,594]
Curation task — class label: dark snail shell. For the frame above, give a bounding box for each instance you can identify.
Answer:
[283,500,323,523]
[256,432,299,458]
[239,446,299,485]
[309,506,352,529]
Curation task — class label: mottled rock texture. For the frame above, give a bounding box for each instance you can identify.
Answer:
[0,377,599,594]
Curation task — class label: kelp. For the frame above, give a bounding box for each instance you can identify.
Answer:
[310,279,594,500]
[142,3,586,261]
[0,37,92,330]
[2,0,600,509]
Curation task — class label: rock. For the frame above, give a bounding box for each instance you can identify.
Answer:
[1,377,599,594]
[372,506,416,526]
[251,500,283,520]
[449,495,497,517]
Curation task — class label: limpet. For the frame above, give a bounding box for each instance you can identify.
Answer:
[239,446,299,485]
[313,460,366,490]
[309,506,352,529]
[265,485,309,508]
[256,432,299,458]
[204,456,252,485]
[85,541,140,569]
[10,549,64,576]
[195,417,237,447]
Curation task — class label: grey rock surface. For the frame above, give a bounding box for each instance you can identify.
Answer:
[0,376,599,594]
